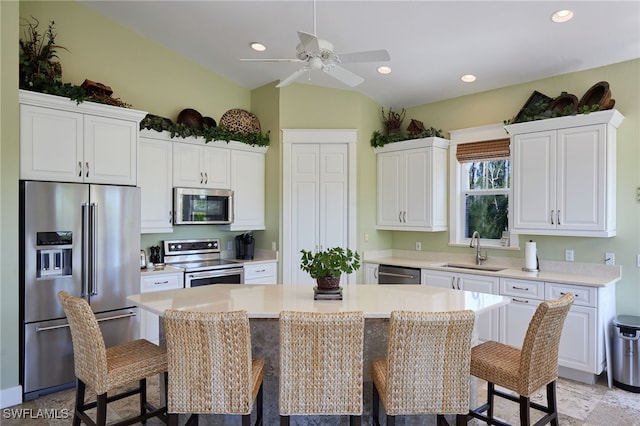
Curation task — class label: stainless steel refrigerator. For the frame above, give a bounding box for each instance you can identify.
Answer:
[19,180,141,401]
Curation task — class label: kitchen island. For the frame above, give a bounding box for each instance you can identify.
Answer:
[129,284,510,425]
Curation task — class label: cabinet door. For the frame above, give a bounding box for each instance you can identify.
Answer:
[421,269,455,289]
[202,145,231,189]
[84,115,137,185]
[404,149,430,227]
[364,263,378,284]
[173,143,205,187]
[557,305,597,373]
[377,151,403,226]
[458,273,499,343]
[139,137,173,233]
[499,297,541,347]
[226,150,265,230]
[556,125,606,232]
[512,131,556,231]
[20,104,83,182]
[319,144,349,251]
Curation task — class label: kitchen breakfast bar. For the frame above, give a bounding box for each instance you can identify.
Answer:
[128,284,510,425]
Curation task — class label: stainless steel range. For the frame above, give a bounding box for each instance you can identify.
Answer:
[163,238,244,287]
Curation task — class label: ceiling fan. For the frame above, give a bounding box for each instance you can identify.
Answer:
[240,0,390,88]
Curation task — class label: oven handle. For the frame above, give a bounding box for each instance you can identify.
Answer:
[186,268,244,279]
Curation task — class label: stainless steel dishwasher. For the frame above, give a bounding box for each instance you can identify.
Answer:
[377,264,421,284]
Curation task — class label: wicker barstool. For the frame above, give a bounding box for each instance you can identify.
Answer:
[57,290,168,426]
[371,310,476,426]
[468,292,575,426]
[163,309,265,426]
[278,311,365,425]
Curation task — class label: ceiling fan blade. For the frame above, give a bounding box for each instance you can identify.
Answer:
[337,49,390,63]
[297,31,320,53]
[323,64,364,87]
[276,68,309,88]
[240,58,303,63]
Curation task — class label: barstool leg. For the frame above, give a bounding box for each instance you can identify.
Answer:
[280,415,290,425]
[372,384,380,426]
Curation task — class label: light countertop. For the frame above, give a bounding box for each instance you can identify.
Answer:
[363,250,621,287]
[128,283,510,318]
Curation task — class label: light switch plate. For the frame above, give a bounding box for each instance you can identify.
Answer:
[605,252,615,265]
[565,249,574,262]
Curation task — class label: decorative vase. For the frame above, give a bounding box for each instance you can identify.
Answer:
[316,276,340,290]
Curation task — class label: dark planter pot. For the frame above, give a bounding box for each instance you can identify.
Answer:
[316,276,341,290]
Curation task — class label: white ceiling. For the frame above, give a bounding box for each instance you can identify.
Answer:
[81,0,640,108]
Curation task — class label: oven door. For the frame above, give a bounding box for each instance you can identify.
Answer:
[185,268,244,287]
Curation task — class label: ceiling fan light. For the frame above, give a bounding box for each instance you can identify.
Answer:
[552,9,574,23]
[461,74,476,83]
[377,66,392,75]
[250,42,266,52]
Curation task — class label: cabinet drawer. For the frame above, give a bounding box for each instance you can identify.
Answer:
[140,273,183,293]
[546,282,596,307]
[500,278,544,300]
[244,262,277,280]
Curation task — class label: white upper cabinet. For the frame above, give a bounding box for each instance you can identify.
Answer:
[139,131,173,233]
[173,140,230,189]
[19,90,146,185]
[220,145,268,231]
[375,138,449,231]
[507,109,623,237]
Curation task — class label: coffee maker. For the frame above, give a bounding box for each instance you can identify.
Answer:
[235,233,255,260]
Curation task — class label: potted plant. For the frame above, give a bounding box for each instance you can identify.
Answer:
[300,247,361,289]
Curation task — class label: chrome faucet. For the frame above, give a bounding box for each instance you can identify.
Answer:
[470,231,487,265]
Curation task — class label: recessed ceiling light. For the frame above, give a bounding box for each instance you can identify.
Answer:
[461,74,476,83]
[377,66,392,75]
[250,42,266,52]
[552,9,574,23]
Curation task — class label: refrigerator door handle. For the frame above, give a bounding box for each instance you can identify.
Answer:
[36,312,137,332]
[90,203,98,296]
[82,202,90,297]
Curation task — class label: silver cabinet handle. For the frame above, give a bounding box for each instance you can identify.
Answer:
[557,210,561,225]
[78,161,82,177]
[373,268,378,280]
[550,210,554,225]
[85,162,90,178]
[200,172,204,184]
[512,298,529,304]
[451,276,456,289]
[512,286,529,291]
[456,277,461,290]
[204,172,208,185]
[398,211,402,223]
[403,211,407,223]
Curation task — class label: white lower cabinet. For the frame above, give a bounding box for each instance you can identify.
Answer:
[364,263,379,285]
[139,271,184,344]
[243,262,277,284]
[499,277,612,383]
[422,269,499,343]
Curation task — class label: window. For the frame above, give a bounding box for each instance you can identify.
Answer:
[449,125,516,248]
[462,159,510,240]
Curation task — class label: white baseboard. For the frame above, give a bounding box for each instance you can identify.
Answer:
[0,386,22,409]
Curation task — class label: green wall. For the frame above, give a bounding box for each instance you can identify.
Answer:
[2,0,638,399]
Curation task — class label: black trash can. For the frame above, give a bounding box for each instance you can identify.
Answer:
[611,315,640,393]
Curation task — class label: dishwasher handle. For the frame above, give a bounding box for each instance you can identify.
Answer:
[378,271,417,279]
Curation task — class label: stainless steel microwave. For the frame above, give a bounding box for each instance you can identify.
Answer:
[173,187,234,225]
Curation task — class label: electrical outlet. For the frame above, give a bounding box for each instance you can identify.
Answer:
[271,241,277,251]
[227,241,233,251]
[364,233,369,242]
[605,252,615,265]
[415,242,422,251]
[565,249,574,262]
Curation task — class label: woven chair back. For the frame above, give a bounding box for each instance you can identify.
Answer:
[385,310,476,415]
[164,309,253,414]
[518,292,575,395]
[279,311,365,416]
[57,291,109,394]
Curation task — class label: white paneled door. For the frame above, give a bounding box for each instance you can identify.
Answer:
[282,129,357,285]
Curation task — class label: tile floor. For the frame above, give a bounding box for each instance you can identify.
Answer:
[3,375,639,425]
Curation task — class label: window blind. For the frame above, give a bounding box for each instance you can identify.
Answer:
[455,138,510,162]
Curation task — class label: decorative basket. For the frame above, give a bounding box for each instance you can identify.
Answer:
[579,81,614,110]
[219,109,261,135]
[177,108,203,129]
[549,93,578,114]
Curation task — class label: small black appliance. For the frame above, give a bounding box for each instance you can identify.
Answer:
[235,233,255,260]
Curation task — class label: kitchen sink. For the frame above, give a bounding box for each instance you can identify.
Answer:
[439,263,507,272]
